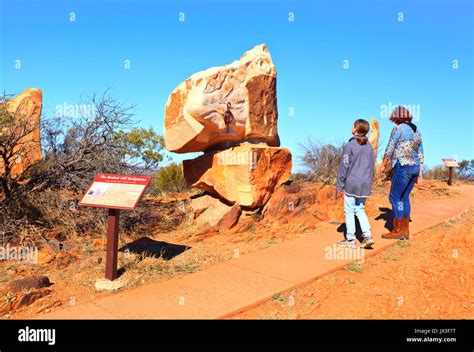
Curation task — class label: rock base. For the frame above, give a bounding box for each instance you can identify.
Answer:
[94,278,128,292]
[183,143,292,208]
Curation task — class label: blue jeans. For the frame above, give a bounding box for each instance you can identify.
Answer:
[344,194,371,241]
[389,162,420,219]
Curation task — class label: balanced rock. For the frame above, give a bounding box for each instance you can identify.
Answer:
[164,44,279,153]
[183,143,292,208]
[0,88,43,178]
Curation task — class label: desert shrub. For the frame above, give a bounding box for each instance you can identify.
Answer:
[38,93,165,192]
[423,165,453,180]
[0,91,167,246]
[458,159,474,181]
[122,199,188,237]
[299,137,343,185]
[151,163,188,194]
[290,173,308,182]
[423,160,474,181]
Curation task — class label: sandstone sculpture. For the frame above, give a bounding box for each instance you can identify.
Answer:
[183,143,292,208]
[0,88,43,178]
[164,44,291,209]
[164,44,279,153]
[368,117,380,159]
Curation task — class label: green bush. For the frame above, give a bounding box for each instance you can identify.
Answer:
[151,163,188,194]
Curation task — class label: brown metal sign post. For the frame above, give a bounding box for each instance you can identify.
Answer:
[442,159,460,186]
[448,167,454,186]
[79,174,151,281]
[106,209,120,280]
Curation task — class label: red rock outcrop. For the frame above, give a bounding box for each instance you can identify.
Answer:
[0,88,43,178]
[183,143,292,208]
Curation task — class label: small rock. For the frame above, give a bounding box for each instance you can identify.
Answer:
[11,289,51,310]
[54,252,77,270]
[229,219,255,235]
[190,194,234,227]
[1,289,52,314]
[3,275,51,294]
[217,204,241,230]
[81,256,103,268]
[94,278,127,292]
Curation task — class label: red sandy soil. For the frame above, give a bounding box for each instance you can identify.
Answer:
[0,179,468,319]
[232,208,474,319]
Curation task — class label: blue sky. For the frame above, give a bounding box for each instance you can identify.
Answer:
[1,0,473,171]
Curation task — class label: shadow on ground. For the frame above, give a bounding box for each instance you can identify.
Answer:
[119,237,191,260]
[336,206,396,242]
[336,219,365,243]
[375,207,394,231]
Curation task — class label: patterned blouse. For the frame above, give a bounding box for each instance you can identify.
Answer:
[383,123,424,166]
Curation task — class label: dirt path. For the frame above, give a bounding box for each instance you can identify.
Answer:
[37,185,473,319]
[232,208,474,319]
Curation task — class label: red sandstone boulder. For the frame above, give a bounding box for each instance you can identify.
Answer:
[164,44,279,153]
[183,143,292,208]
[0,88,43,178]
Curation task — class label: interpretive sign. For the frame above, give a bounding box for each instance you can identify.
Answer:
[79,174,151,210]
[442,159,460,169]
[79,174,151,280]
[441,159,460,186]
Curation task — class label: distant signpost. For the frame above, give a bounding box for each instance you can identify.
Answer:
[79,174,151,280]
[441,159,460,186]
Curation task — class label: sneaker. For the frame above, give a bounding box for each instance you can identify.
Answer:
[360,237,375,249]
[337,239,356,249]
